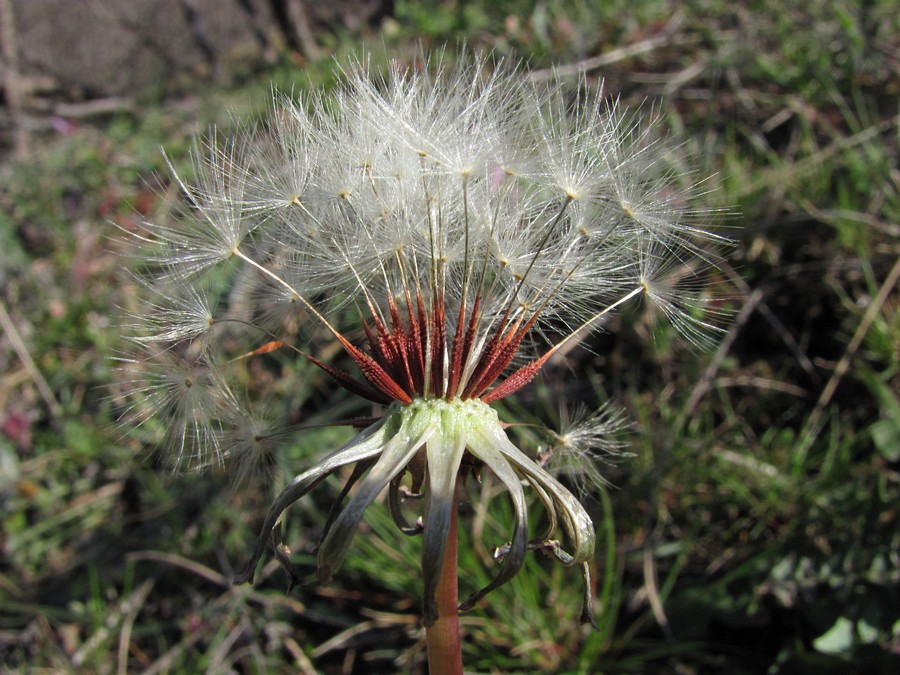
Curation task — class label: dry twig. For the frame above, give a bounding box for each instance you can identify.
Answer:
[527,12,686,81]
[0,0,27,157]
[0,300,63,418]
[796,256,900,459]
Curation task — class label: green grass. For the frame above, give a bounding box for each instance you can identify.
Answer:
[1,1,898,672]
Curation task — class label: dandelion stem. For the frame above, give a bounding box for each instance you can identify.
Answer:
[425,478,463,675]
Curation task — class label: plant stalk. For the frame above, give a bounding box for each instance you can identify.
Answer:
[425,481,463,675]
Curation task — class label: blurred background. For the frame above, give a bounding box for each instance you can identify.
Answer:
[1,1,898,672]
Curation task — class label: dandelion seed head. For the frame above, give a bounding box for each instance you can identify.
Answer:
[120,51,728,628]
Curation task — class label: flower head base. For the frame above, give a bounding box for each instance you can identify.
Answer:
[233,397,594,626]
[123,53,724,628]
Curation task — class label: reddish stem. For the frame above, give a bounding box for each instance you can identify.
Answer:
[425,483,463,675]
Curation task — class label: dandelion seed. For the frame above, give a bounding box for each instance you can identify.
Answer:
[638,236,727,350]
[118,349,230,469]
[541,402,633,498]
[121,51,726,668]
[128,280,218,345]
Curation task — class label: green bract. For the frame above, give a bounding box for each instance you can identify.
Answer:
[235,397,595,625]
